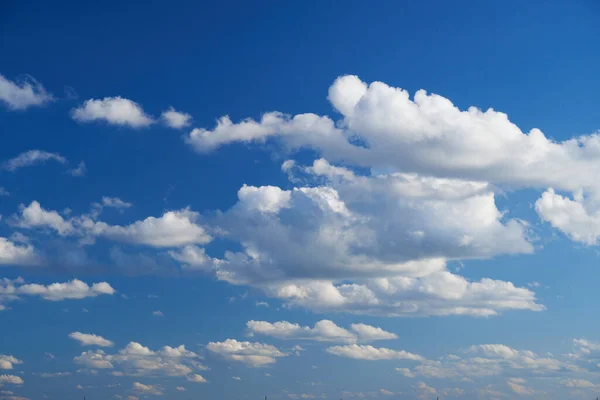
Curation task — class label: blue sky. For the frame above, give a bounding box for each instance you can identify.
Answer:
[1,0,600,399]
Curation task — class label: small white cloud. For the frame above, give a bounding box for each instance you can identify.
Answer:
[255,301,269,307]
[187,374,207,383]
[326,344,424,361]
[0,73,53,110]
[68,161,87,177]
[152,310,164,317]
[161,107,192,129]
[206,339,288,367]
[132,382,163,395]
[3,150,67,172]
[0,375,24,385]
[176,386,186,391]
[0,355,23,370]
[232,376,241,381]
[69,332,114,347]
[0,187,9,196]
[71,97,154,128]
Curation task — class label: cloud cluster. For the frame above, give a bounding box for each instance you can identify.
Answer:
[246,320,396,343]
[74,342,207,378]
[0,356,22,370]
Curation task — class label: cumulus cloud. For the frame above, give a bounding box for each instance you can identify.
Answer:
[187,374,207,383]
[74,342,207,377]
[161,107,192,129]
[246,320,396,343]
[206,339,288,367]
[0,356,22,370]
[132,382,163,396]
[14,201,211,249]
[0,277,115,310]
[0,238,38,266]
[0,73,53,110]
[69,332,114,347]
[71,97,154,128]
[326,344,423,361]
[3,150,67,172]
[0,376,23,385]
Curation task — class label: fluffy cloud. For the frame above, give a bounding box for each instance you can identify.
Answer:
[0,277,115,310]
[0,238,38,266]
[206,339,288,367]
[161,107,192,129]
[14,279,115,301]
[185,161,541,317]
[74,342,207,378]
[71,97,154,128]
[0,356,22,370]
[3,150,67,172]
[0,73,53,110]
[325,344,423,361]
[69,332,114,347]
[246,320,396,343]
[14,202,211,249]
[0,376,23,385]
[132,382,163,396]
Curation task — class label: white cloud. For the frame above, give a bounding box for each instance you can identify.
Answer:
[0,73,53,110]
[232,376,241,381]
[3,150,67,172]
[72,97,154,128]
[326,344,423,361]
[38,372,71,378]
[0,376,23,385]
[507,378,535,396]
[350,324,398,341]
[0,188,9,197]
[187,374,207,383]
[14,279,115,301]
[379,389,394,396]
[68,161,87,177]
[73,342,207,377]
[152,310,164,317]
[1,278,114,311]
[161,107,192,129]
[0,238,38,266]
[89,208,212,248]
[69,332,114,347]
[206,339,288,367]
[176,386,186,391]
[0,356,22,370]
[246,320,396,343]
[15,201,211,249]
[15,201,74,235]
[132,382,163,396]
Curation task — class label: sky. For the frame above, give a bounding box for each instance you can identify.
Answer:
[1,0,600,399]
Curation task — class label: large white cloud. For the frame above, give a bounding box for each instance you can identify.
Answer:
[0,375,23,385]
[246,320,396,343]
[206,339,288,367]
[132,382,163,396]
[0,73,53,110]
[71,97,154,128]
[187,75,600,246]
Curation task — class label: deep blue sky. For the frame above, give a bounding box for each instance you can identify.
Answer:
[1,1,600,399]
